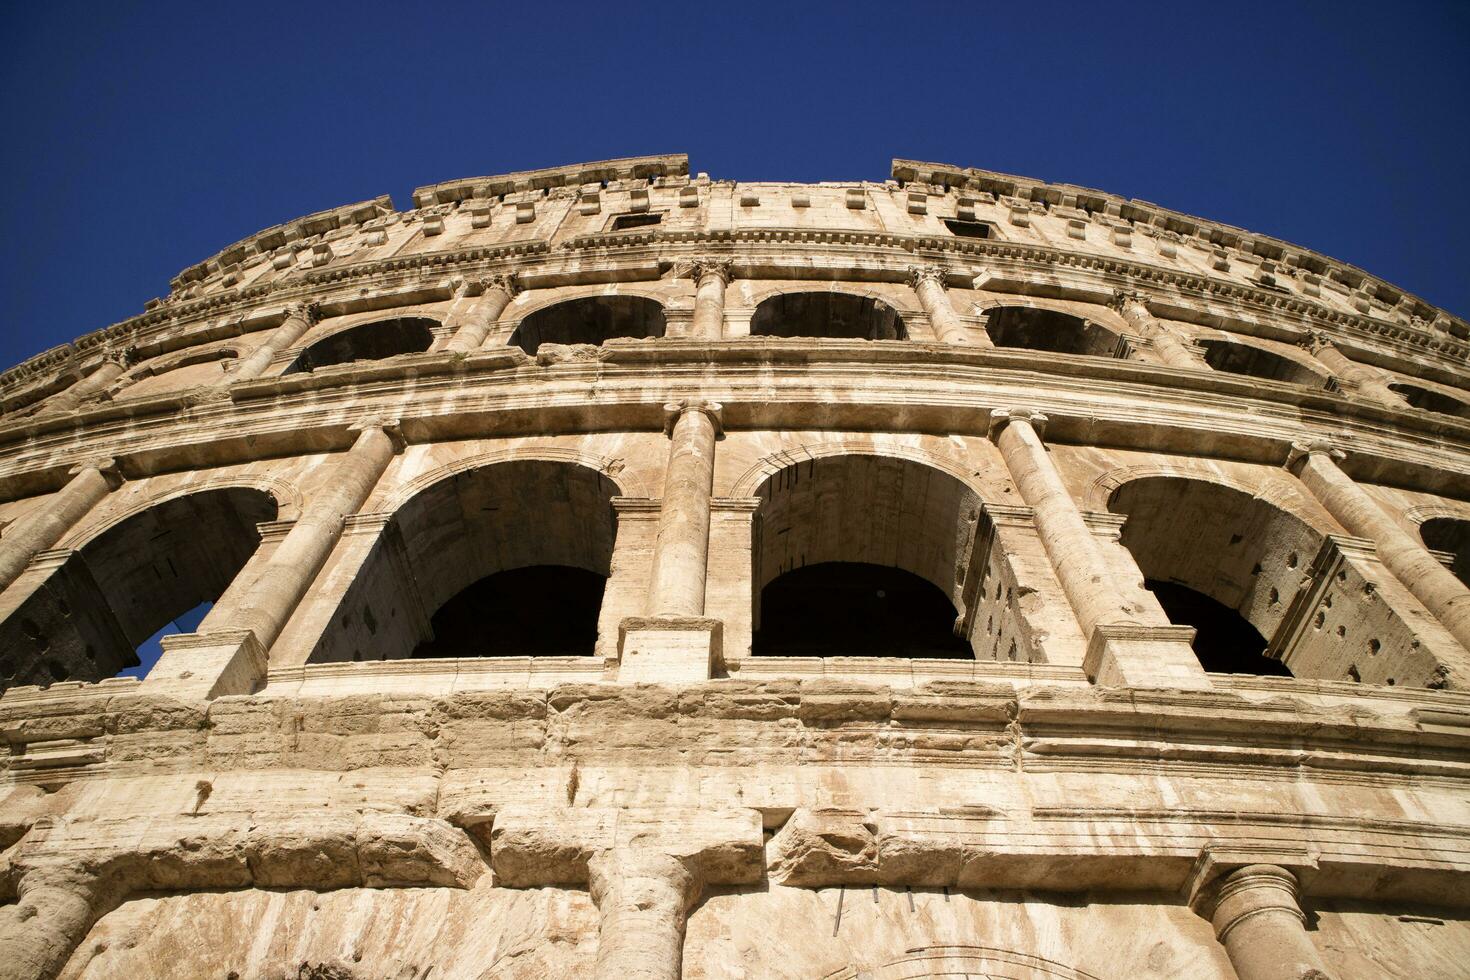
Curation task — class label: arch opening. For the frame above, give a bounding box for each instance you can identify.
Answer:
[509,296,665,355]
[749,453,988,660]
[1391,383,1470,420]
[1199,339,1323,386]
[1106,475,1454,685]
[749,292,906,341]
[285,317,436,373]
[1145,579,1286,675]
[413,565,604,658]
[753,561,969,658]
[309,460,619,663]
[983,307,1120,357]
[0,487,277,690]
[1420,517,1470,587]
[1110,477,1309,676]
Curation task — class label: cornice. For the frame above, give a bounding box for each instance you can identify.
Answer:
[894,157,1467,339]
[2,342,1467,504]
[4,231,1464,404]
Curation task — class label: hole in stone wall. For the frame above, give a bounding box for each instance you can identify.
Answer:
[1145,580,1290,676]
[413,566,604,658]
[753,562,969,658]
[285,317,436,373]
[983,307,1120,357]
[510,296,666,354]
[749,292,906,341]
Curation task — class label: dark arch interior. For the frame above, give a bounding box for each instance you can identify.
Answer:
[1145,579,1289,675]
[1391,383,1470,420]
[0,488,276,689]
[510,296,666,355]
[286,317,436,373]
[749,292,906,340]
[984,307,1119,357]
[308,460,619,663]
[1421,517,1470,587]
[413,565,604,658]
[1200,339,1322,386]
[752,562,969,658]
[1109,477,1320,677]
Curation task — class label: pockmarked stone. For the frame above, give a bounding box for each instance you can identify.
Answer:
[0,154,1466,978]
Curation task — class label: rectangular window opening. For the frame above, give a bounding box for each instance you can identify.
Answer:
[942,218,993,239]
[610,212,662,231]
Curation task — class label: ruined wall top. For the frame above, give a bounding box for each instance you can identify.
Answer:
[2,154,1465,398]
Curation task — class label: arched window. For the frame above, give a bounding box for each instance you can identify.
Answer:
[1390,383,1470,420]
[1421,517,1470,587]
[983,307,1121,357]
[749,454,983,660]
[509,297,665,355]
[308,460,619,662]
[115,349,237,401]
[1199,339,1324,386]
[285,317,436,373]
[749,292,906,340]
[1108,476,1447,684]
[0,488,277,690]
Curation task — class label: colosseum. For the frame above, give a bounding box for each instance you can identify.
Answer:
[0,153,1466,978]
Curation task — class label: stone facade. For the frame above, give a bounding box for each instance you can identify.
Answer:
[0,154,1467,978]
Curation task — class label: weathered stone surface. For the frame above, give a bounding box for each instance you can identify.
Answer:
[0,155,1468,975]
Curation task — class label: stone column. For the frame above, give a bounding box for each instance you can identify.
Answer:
[912,265,991,346]
[443,274,518,353]
[1110,290,1206,369]
[222,302,318,383]
[587,849,699,980]
[143,419,401,697]
[1298,330,1410,408]
[619,401,724,683]
[647,401,721,617]
[688,259,732,341]
[227,420,401,648]
[46,354,132,412]
[1288,441,1470,655]
[990,409,1208,688]
[1208,865,1337,980]
[0,458,121,593]
[0,865,108,980]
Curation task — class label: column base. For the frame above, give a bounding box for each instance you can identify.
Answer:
[1084,623,1212,689]
[140,628,267,699]
[617,617,722,684]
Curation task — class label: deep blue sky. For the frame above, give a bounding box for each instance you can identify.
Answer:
[2,1,1466,370]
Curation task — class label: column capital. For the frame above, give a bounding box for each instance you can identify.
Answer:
[1108,288,1151,315]
[1298,328,1333,354]
[478,272,521,297]
[349,416,406,452]
[1205,864,1307,940]
[1285,440,1346,472]
[678,257,733,286]
[284,301,321,324]
[908,264,952,289]
[663,399,723,437]
[67,456,123,488]
[987,407,1048,442]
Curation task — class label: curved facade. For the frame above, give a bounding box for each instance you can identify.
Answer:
[0,154,1468,977]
